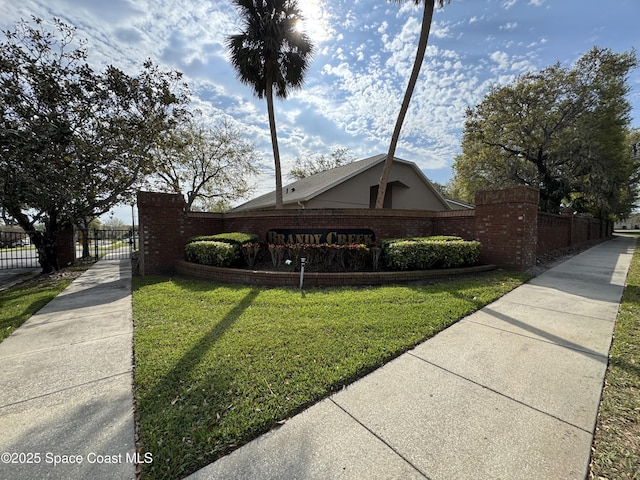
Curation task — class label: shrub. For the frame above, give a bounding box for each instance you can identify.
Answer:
[383,237,481,270]
[424,235,463,242]
[185,232,259,268]
[185,241,238,267]
[186,232,258,246]
[266,243,372,271]
[240,243,261,269]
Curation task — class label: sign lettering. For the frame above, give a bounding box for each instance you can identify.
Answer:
[266,229,375,245]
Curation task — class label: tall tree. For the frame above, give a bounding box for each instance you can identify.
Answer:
[227,0,314,209]
[0,17,188,272]
[450,47,638,218]
[375,0,449,209]
[288,146,352,180]
[153,117,260,211]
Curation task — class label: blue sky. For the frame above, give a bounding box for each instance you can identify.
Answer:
[2,0,639,219]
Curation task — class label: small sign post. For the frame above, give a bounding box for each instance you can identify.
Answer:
[299,257,306,290]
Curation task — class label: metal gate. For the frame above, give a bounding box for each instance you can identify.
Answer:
[76,228,135,263]
[0,230,39,269]
[0,228,136,270]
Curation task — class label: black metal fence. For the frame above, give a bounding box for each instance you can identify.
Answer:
[0,231,39,269]
[0,228,136,270]
[76,229,135,263]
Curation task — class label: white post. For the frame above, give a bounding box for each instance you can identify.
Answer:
[299,257,306,290]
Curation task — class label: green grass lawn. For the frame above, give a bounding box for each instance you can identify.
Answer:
[589,235,640,480]
[0,274,76,342]
[132,270,530,479]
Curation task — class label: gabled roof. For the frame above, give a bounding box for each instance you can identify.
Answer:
[232,154,449,211]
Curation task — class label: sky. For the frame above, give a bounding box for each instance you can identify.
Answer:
[1,0,639,222]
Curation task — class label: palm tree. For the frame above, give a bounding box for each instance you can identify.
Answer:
[227,0,313,209]
[375,0,449,209]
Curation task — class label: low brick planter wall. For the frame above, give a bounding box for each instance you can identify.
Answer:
[175,259,496,287]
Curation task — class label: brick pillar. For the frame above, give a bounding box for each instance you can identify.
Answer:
[475,187,539,271]
[137,191,187,275]
[56,226,76,268]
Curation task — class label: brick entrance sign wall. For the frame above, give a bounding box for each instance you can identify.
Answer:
[136,187,612,276]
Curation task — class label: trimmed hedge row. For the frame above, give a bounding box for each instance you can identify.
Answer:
[185,233,260,267]
[186,233,258,245]
[185,241,238,267]
[383,236,481,270]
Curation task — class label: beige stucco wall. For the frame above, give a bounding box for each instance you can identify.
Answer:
[615,213,640,230]
[296,162,448,211]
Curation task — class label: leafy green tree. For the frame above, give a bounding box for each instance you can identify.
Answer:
[618,127,640,216]
[0,17,188,272]
[288,146,353,180]
[451,47,638,218]
[227,0,314,209]
[376,0,449,209]
[153,116,260,211]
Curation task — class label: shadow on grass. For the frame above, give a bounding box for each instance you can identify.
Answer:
[608,356,640,383]
[134,279,260,479]
[0,287,69,342]
[131,272,528,480]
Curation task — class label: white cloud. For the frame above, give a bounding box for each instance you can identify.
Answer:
[500,22,518,31]
[431,21,451,38]
[489,50,510,71]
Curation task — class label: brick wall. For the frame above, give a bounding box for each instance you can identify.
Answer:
[138,192,223,275]
[536,213,611,255]
[137,187,612,275]
[474,187,539,270]
[537,212,572,254]
[56,226,76,269]
[432,210,476,240]
[223,209,436,241]
[175,259,496,287]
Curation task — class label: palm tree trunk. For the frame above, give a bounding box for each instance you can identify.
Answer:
[266,77,284,209]
[376,0,436,209]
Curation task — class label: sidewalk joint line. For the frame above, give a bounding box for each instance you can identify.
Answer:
[0,332,133,359]
[407,352,593,435]
[329,397,432,480]
[0,371,132,412]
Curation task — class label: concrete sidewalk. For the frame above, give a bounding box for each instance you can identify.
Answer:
[0,260,136,480]
[187,235,636,480]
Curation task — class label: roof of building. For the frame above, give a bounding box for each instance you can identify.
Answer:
[233,154,451,211]
[444,197,475,210]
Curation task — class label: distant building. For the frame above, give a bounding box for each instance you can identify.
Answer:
[233,154,457,212]
[615,212,640,230]
[0,225,29,247]
[443,197,475,211]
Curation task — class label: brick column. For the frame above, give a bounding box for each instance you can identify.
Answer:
[137,191,187,275]
[475,187,539,271]
[56,226,76,268]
